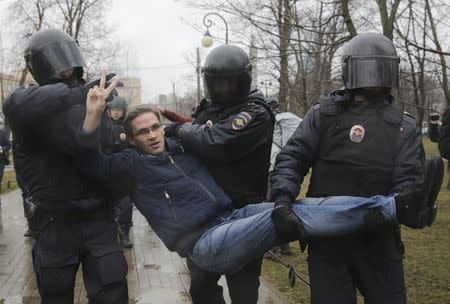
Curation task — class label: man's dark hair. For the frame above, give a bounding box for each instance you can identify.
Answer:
[124,104,161,136]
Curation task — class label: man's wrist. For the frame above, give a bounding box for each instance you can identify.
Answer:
[83,112,102,132]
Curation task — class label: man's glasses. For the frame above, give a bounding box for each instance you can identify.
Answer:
[132,124,163,137]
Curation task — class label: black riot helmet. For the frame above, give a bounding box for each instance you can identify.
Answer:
[107,96,128,111]
[24,28,86,85]
[202,45,252,105]
[341,33,399,90]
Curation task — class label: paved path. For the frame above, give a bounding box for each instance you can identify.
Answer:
[0,190,288,304]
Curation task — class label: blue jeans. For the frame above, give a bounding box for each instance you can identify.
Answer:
[190,195,396,274]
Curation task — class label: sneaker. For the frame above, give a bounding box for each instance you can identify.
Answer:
[424,157,444,227]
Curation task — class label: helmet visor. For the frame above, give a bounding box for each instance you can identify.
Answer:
[27,40,86,84]
[343,56,399,90]
[203,73,250,105]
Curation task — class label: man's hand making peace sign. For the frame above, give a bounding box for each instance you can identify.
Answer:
[83,70,120,133]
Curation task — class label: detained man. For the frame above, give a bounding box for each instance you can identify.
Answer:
[76,72,443,275]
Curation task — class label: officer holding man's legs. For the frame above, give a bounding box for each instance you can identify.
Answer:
[3,29,128,304]
[165,45,274,304]
[100,96,133,248]
[270,33,426,304]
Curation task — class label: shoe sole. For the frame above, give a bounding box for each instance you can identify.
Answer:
[425,157,444,226]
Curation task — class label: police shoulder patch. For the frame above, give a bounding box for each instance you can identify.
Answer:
[231,111,253,130]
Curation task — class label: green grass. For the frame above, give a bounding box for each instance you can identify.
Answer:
[262,137,450,303]
[1,170,18,194]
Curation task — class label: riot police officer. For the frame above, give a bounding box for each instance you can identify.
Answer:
[3,29,128,303]
[270,33,425,304]
[164,45,274,304]
[101,96,133,248]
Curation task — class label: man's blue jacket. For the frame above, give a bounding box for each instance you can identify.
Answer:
[77,130,233,257]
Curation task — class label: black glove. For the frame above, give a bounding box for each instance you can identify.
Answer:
[271,201,305,242]
[164,123,183,138]
[84,73,124,102]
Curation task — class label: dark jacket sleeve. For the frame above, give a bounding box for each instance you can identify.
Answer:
[439,107,450,159]
[76,127,137,192]
[177,104,273,162]
[270,106,321,203]
[3,83,85,128]
[390,115,425,194]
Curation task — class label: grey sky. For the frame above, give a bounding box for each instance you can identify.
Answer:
[0,0,215,102]
[108,0,209,102]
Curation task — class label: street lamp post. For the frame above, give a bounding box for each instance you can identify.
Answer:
[201,12,229,47]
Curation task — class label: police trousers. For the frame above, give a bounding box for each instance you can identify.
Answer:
[307,231,406,304]
[114,196,133,231]
[187,256,263,304]
[32,216,128,304]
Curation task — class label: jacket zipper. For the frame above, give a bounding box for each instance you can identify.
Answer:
[168,155,219,206]
[164,190,178,223]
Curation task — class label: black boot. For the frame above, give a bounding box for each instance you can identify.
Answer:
[271,202,306,242]
[119,227,133,248]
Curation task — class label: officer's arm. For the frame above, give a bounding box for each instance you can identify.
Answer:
[390,116,425,194]
[439,108,450,159]
[177,106,272,162]
[3,83,85,127]
[270,106,320,203]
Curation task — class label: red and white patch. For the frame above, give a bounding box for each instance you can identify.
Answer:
[349,125,365,143]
